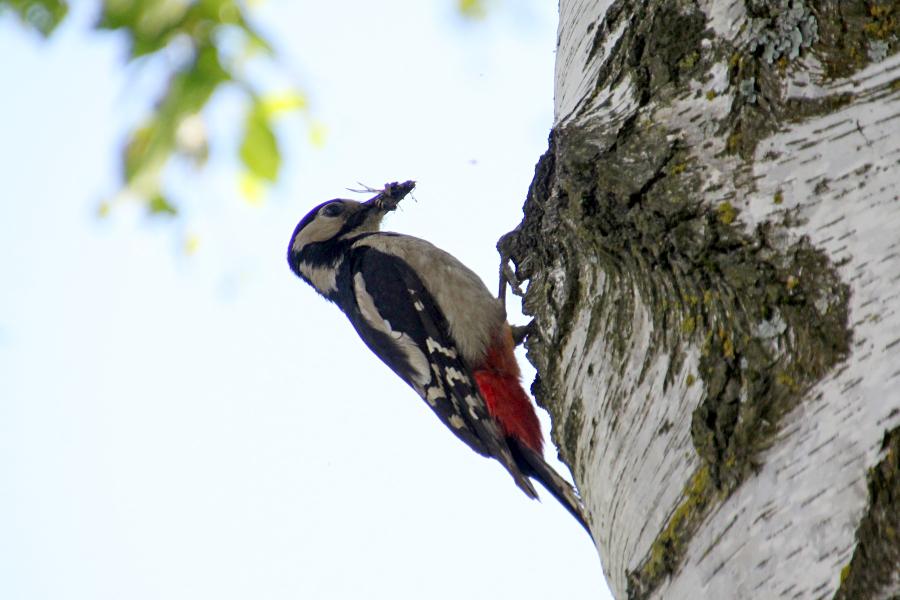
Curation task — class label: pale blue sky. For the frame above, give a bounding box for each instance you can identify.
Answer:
[0,2,610,598]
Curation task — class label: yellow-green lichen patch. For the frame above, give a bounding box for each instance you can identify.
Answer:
[678,51,700,71]
[863,3,896,40]
[722,336,735,360]
[716,201,737,224]
[815,0,900,79]
[669,162,687,176]
[775,371,799,392]
[839,563,851,584]
[726,132,743,154]
[627,466,721,597]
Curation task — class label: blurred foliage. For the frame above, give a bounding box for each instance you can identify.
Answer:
[1,0,67,35]
[97,0,306,215]
[1,0,305,217]
[457,0,489,20]
[1,0,491,218]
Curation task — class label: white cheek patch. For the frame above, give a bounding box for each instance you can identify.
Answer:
[299,258,342,294]
[293,216,345,252]
[353,273,431,390]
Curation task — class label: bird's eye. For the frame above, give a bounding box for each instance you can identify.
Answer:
[321,203,345,217]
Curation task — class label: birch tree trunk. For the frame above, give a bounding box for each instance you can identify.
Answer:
[500,1,900,598]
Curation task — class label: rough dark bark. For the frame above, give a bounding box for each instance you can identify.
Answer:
[501,1,900,598]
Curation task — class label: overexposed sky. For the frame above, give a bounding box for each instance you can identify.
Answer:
[0,2,611,598]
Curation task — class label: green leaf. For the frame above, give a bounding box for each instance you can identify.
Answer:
[196,0,239,24]
[123,121,162,183]
[8,0,291,221]
[239,104,279,182]
[123,44,228,184]
[2,0,69,36]
[242,25,274,56]
[169,44,230,116]
[97,0,189,58]
[259,91,306,117]
[457,0,488,20]
[148,193,177,216]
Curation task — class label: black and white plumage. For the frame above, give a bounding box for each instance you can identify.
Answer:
[287,182,590,533]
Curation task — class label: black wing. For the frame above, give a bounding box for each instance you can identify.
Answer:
[339,245,537,498]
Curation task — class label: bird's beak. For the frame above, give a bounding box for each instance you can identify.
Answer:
[363,180,416,213]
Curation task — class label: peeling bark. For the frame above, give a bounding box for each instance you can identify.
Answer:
[501,1,900,598]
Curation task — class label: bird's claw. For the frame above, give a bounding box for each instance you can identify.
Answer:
[510,321,534,347]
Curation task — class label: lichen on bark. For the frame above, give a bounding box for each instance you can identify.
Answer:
[507,0,900,597]
[834,425,900,600]
[502,114,851,597]
[811,0,900,79]
[725,0,900,159]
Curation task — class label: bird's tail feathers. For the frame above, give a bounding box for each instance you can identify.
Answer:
[509,439,593,537]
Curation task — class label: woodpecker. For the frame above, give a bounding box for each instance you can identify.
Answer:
[287,181,590,534]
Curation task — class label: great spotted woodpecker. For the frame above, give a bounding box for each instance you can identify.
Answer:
[286,181,590,533]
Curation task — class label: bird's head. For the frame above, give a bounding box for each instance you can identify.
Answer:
[287,180,415,277]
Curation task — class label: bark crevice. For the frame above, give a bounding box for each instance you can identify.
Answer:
[834,425,900,600]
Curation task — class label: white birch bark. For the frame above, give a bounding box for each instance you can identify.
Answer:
[502,1,900,598]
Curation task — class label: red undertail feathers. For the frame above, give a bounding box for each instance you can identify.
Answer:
[473,325,543,454]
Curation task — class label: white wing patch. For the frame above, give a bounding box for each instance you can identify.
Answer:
[444,367,468,386]
[353,272,431,391]
[464,394,482,420]
[426,337,458,358]
[299,258,341,295]
[425,385,446,407]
